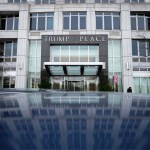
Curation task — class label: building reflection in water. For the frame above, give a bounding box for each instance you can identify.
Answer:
[0,92,150,150]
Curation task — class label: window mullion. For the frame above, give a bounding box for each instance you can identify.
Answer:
[36,14,38,30]
[78,13,79,30]
[45,14,47,30]
[103,13,104,30]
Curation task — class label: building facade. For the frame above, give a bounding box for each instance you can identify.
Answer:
[0,0,150,93]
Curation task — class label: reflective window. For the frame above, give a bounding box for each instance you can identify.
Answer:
[28,40,41,88]
[131,13,150,30]
[35,0,55,4]
[125,0,144,2]
[0,15,19,30]
[63,12,86,30]
[95,0,115,3]
[65,0,85,3]
[96,12,120,30]
[50,45,99,62]
[0,41,17,63]
[108,40,122,92]
[134,77,150,94]
[8,0,27,3]
[30,13,54,30]
[132,40,150,63]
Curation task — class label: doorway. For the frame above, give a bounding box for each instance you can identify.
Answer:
[51,76,98,91]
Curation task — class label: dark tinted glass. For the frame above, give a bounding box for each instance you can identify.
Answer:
[104,16,112,30]
[131,17,136,30]
[132,40,138,56]
[71,16,78,30]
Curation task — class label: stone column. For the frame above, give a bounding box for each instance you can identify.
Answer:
[15,4,29,88]
[121,4,133,92]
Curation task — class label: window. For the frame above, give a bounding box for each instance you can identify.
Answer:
[134,77,150,94]
[30,13,54,30]
[65,0,85,3]
[95,0,114,3]
[132,40,150,63]
[63,12,86,30]
[8,0,26,3]
[0,41,17,62]
[0,15,19,30]
[35,0,55,4]
[96,12,120,30]
[50,45,99,62]
[125,0,144,3]
[131,13,150,30]
[28,40,41,88]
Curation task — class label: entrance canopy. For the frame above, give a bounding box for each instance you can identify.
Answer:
[44,62,106,76]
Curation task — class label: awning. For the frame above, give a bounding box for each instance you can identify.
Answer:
[44,62,105,76]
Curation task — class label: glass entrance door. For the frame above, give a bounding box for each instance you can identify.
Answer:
[51,76,98,91]
[67,81,84,91]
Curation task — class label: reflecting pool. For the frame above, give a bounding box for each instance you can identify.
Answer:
[0,91,150,150]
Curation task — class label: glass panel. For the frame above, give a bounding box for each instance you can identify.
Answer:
[6,17,13,30]
[63,17,69,29]
[141,78,148,94]
[113,40,121,57]
[38,17,45,30]
[61,46,69,62]
[36,58,41,73]
[139,41,146,57]
[72,0,78,3]
[14,17,18,30]
[67,66,80,75]
[108,40,113,57]
[70,46,79,62]
[80,16,86,29]
[134,77,140,93]
[36,40,41,57]
[29,41,36,57]
[104,16,112,30]
[49,66,64,75]
[47,17,53,30]
[138,16,144,30]
[132,40,138,56]
[50,46,60,62]
[80,46,88,62]
[5,42,12,57]
[114,58,121,72]
[113,17,120,29]
[84,66,98,75]
[29,58,36,72]
[96,16,103,29]
[1,19,6,30]
[131,17,136,30]
[89,46,99,62]
[10,77,15,88]
[13,42,17,56]
[145,17,150,30]
[3,77,10,88]
[71,16,78,30]
[108,58,113,72]
[30,18,36,30]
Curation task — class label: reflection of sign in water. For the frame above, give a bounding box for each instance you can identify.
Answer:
[113,75,118,84]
